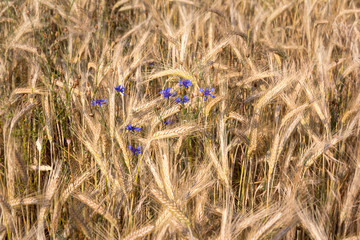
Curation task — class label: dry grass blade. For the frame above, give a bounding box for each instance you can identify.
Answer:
[51,169,93,233]
[7,102,38,141]
[69,206,92,239]
[109,91,116,140]
[249,212,284,240]
[158,143,175,200]
[341,237,360,240]
[79,133,127,196]
[301,125,354,169]
[248,72,299,155]
[37,161,62,240]
[248,202,296,240]
[144,154,165,191]
[232,205,278,238]
[340,141,360,229]
[0,194,18,238]
[295,203,328,240]
[43,95,53,144]
[114,129,131,171]
[6,138,21,199]
[268,112,304,182]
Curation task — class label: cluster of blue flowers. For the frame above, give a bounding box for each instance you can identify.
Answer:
[91,84,142,155]
[126,124,141,132]
[160,79,215,102]
[115,85,125,94]
[91,98,107,106]
[91,84,124,106]
[163,119,172,125]
[160,87,177,98]
[175,96,190,104]
[128,145,141,155]
[90,80,215,156]
[179,79,192,88]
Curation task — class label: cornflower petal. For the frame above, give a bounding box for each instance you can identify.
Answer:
[179,79,192,88]
[160,87,176,99]
[100,99,107,106]
[176,96,190,104]
[126,124,141,132]
[164,119,172,125]
[91,98,107,106]
[200,87,216,101]
[115,85,125,94]
[183,96,190,103]
[129,145,141,155]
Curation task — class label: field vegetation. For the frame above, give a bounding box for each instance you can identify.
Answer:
[0,0,359,239]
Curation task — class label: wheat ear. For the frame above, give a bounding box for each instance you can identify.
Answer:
[74,192,118,225]
[123,225,155,240]
[152,124,198,140]
[151,187,191,228]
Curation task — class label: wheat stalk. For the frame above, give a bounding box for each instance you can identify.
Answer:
[37,161,62,240]
[0,194,18,238]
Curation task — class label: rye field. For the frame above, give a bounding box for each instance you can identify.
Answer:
[0,0,359,239]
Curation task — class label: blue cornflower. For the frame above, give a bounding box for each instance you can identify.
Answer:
[163,119,172,125]
[128,145,141,155]
[115,85,125,94]
[91,98,107,106]
[126,124,142,132]
[179,79,192,88]
[160,87,176,99]
[175,95,190,104]
[199,88,215,101]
